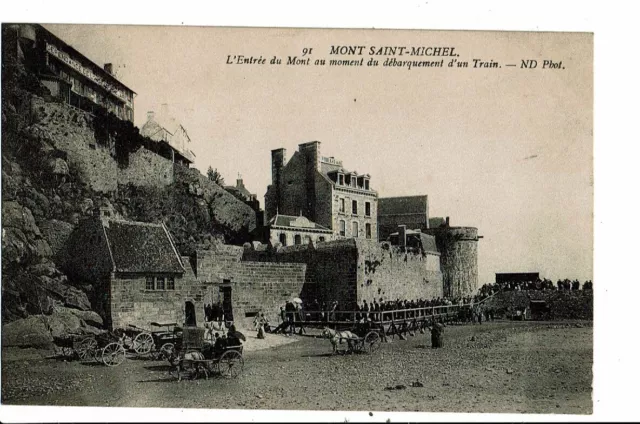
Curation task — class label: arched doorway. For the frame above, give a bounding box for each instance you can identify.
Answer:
[185,301,197,327]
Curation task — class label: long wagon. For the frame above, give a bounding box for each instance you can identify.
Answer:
[169,327,244,381]
[126,322,182,360]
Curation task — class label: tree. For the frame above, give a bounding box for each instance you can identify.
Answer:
[207,166,224,186]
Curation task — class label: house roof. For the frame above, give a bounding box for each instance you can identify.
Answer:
[378,196,428,216]
[267,214,333,232]
[102,220,185,274]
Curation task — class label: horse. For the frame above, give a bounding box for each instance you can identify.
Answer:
[321,327,358,354]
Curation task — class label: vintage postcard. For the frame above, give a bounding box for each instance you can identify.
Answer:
[1,22,593,419]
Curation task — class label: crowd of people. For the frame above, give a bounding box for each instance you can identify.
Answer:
[269,295,493,325]
[479,278,594,295]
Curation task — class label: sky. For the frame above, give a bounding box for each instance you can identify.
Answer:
[43,24,593,285]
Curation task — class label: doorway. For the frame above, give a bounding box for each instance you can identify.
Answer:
[185,301,196,327]
[221,284,234,322]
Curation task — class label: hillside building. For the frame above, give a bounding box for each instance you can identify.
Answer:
[265,141,378,241]
[265,213,334,246]
[224,175,264,228]
[140,105,196,166]
[378,195,430,241]
[4,24,135,122]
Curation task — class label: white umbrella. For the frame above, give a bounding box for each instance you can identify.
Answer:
[292,297,303,304]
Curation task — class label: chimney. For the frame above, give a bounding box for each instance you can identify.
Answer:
[104,63,113,75]
[147,111,155,122]
[445,216,450,227]
[298,141,321,172]
[271,148,287,184]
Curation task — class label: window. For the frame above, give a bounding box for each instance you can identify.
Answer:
[352,222,359,237]
[339,198,345,213]
[365,180,370,190]
[156,276,165,290]
[338,174,344,185]
[339,220,346,236]
[365,202,371,217]
[319,236,326,242]
[294,234,302,245]
[352,200,358,215]
[279,233,287,246]
[366,223,372,239]
[146,276,175,291]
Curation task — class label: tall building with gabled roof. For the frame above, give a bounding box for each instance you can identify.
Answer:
[140,104,196,166]
[265,141,378,242]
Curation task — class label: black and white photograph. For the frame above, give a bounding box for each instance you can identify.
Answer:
[0,3,631,422]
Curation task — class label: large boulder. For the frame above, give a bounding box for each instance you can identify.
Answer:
[46,307,83,338]
[1,316,54,348]
[68,309,103,328]
[39,276,91,311]
[2,227,30,264]
[38,219,75,259]
[2,201,41,236]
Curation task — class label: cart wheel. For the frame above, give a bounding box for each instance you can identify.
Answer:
[133,332,154,354]
[219,350,244,378]
[102,342,126,366]
[365,331,381,353]
[77,337,98,362]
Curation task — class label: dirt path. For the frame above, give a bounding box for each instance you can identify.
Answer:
[2,321,592,414]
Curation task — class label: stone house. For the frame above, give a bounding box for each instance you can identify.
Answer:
[265,141,378,241]
[64,206,307,329]
[265,213,334,246]
[63,206,195,329]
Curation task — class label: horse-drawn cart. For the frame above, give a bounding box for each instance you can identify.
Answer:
[321,324,382,355]
[170,327,244,381]
[53,334,99,361]
[53,331,128,366]
[127,322,182,359]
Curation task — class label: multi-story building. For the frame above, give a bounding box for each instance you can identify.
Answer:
[140,105,196,166]
[378,195,430,241]
[4,24,136,122]
[224,174,265,238]
[265,141,378,241]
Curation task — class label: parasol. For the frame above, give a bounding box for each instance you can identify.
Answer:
[292,297,303,304]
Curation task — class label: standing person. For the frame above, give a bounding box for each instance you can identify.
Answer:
[430,318,445,348]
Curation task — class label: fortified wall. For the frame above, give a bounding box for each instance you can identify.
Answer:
[28,97,175,193]
[243,238,444,309]
[192,245,307,328]
[424,226,479,298]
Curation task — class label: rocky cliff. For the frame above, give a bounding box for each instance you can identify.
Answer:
[1,57,256,346]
